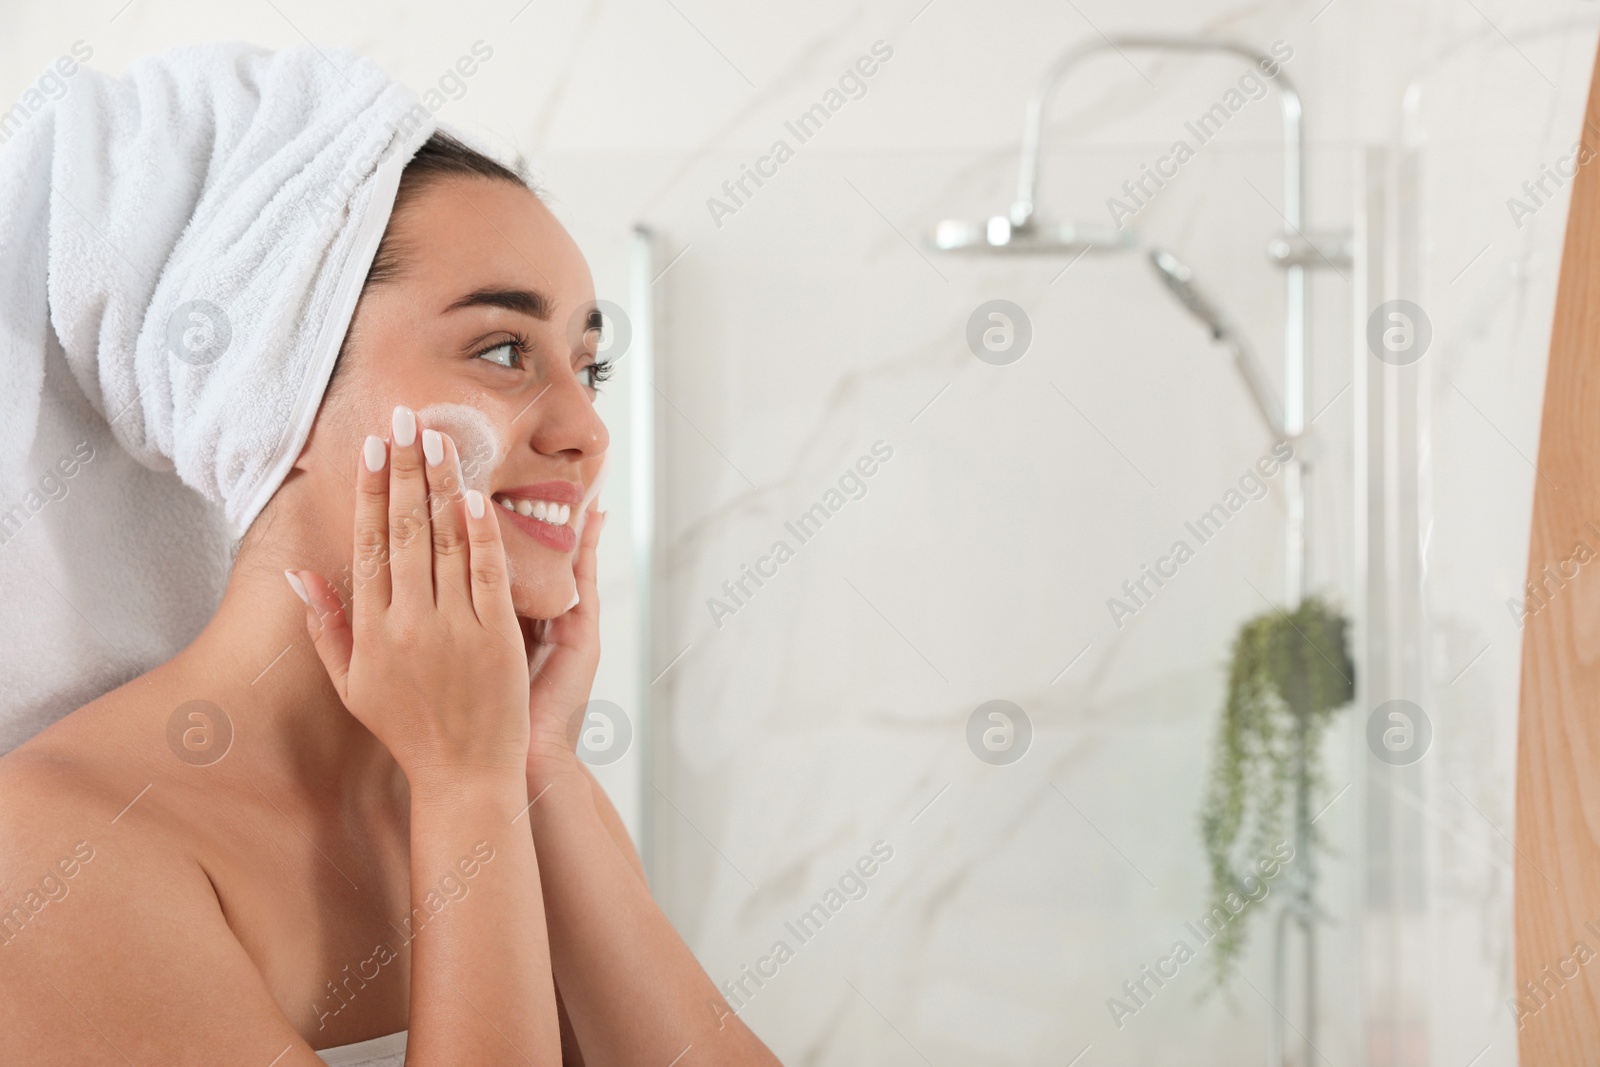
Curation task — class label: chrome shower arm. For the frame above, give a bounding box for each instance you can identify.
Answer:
[1010,35,1305,237]
[1007,37,1317,1067]
[1227,334,1288,442]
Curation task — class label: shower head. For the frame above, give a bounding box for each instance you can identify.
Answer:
[1147,246,1286,440]
[930,214,1137,255]
[1148,247,1231,341]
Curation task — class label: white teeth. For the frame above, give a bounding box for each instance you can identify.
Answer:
[491,494,572,527]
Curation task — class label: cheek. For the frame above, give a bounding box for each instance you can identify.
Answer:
[415,401,506,491]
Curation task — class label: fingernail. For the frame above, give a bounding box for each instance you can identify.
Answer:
[565,590,580,611]
[422,428,444,467]
[284,570,310,605]
[363,435,386,473]
[465,488,486,519]
[391,405,416,447]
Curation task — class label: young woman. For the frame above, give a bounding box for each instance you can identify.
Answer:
[0,133,779,1066]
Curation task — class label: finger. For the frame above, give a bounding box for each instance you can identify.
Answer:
[424,429,473,611]
[464,487,519,634]
[567,505,605,616]
[387,405,433,607]
[352,433,391,623]
[288,569,353,702]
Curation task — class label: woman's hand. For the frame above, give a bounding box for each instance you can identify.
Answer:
[289,405,532,792]
[522,502,607,775]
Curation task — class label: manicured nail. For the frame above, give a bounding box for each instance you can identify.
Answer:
[391,405,416,447]
[565,589,580,611]
[284,570,310,605]
[422,428,444,467]
[465,488,485,519]
[363,435,386,473]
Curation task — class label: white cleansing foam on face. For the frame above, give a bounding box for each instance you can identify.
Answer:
[416,402,505,493]
[417,401,521,589]
[417,402,609,614]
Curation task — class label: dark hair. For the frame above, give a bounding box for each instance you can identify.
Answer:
[237,134,534,551]
[327,131,535,388]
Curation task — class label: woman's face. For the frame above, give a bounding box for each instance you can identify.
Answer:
[295,175,611,619]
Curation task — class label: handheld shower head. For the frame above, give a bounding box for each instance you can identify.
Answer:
[929,215,1136,255]
[1147,246,1286,440]
[1148,247,1231,341]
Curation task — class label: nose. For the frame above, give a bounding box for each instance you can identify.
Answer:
[520,370,610,465]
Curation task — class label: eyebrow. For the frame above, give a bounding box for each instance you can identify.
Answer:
[444,286,553,320]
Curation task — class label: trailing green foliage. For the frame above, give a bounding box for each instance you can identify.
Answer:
[1198,595,1354,987]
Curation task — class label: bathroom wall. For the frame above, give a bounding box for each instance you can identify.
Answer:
[566,2,1586,1063]
[1390,14,1598,1063]
[4,0,1594,1062]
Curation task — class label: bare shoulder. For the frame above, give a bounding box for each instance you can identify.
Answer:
[0,692,190,895]
[0,709,323,1065]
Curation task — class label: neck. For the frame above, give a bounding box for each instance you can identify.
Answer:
[163,527,405,805]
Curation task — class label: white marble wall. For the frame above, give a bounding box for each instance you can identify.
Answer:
[1395,13,1598,1066]
[5,0,1596,1062]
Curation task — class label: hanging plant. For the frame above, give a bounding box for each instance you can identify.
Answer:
[1197,594,1355,987]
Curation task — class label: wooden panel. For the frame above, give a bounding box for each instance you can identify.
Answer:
[1517,34,1600,1065]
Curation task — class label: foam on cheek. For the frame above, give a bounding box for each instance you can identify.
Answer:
[416,402,504,493]
[416,402,521,589]
[416,403,610,618]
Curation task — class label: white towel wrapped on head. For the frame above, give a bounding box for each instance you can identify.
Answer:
[0,43,437,753]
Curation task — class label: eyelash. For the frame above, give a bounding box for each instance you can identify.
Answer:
[585,358,616,390]
[471,333,530,370]
[470,333,614,394]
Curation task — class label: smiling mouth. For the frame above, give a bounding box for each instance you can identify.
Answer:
[490,493,571,528]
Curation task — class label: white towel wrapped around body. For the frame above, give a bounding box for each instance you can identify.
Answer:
[0,43,436,753]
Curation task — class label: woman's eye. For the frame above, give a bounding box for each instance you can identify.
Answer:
[585,359,616,391]
[475,341,522,369]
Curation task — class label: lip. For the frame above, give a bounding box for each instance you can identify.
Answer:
[498,506,578,553]
[491,481,584,554]
[496,481,585,506]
